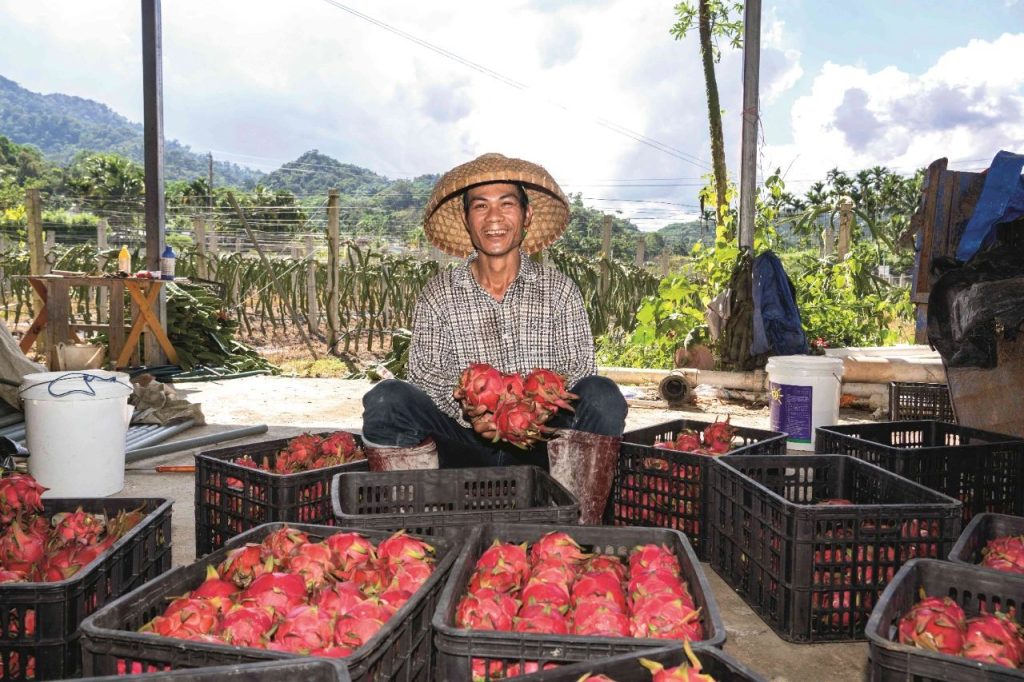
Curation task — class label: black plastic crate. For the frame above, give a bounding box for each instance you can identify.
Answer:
[815,420,1024,523]
[194,432,368,556]
[610,419,787,560]
[331,465,578,538]
[948,512,1024,577]
[866,558,1024,681]
[75,658,350,681]
[707,454,962,643]
[0,497,172,682]
[80,522,457,682]
[888,382,955,422]
[514,644,767,682]
[432,523,725,681]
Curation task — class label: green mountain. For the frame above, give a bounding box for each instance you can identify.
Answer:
[0,75,261,187]
[657,219,714,253]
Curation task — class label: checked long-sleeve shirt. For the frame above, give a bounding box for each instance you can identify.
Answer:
[407,251,596,426]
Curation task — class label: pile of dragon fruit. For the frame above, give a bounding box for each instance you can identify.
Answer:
[652,417,738,456]
[232,431,364,475]
[139,527,435,657]
[0,472,144,585]
[897,592,1024,669]
[453,364,577,448]
[978,533,1024,574]
[455,531,703,642]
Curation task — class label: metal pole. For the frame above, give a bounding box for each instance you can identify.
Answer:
[124,424,268,463]
[125,419,196,451]
[737,0,762,250]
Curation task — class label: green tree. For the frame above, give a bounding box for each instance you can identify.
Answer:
[65,152,144,228]
[671,1,743,238]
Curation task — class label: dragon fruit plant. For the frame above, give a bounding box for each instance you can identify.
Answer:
[453,364,578,448]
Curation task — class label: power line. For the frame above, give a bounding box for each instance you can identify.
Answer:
[317,0,711,170]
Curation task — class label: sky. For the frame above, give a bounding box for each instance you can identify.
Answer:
[0,0,1022,231]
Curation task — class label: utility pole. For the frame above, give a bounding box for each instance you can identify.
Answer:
[208,152,214,208]
[141,0,167,365]
[737,0,761,250]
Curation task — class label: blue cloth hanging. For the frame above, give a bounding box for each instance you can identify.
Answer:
[955,150,1024,262]
[751,251,808,356]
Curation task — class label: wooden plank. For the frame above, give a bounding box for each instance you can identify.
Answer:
[46,279,72,370]
[109,279,125,367]
[913,159,946,299]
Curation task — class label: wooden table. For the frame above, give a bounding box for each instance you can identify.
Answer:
[19,275,179,369]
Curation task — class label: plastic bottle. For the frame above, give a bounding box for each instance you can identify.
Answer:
[117,245,131,275]
[160,245,176,281]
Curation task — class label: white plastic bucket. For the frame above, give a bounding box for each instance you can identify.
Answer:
[766,355,844,451]
[19,370,133,497]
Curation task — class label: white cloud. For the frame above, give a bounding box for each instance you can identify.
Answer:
[763,33,1024,192]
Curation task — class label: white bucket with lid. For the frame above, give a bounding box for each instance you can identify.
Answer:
[19,370,133,497]
[766,355,844,451]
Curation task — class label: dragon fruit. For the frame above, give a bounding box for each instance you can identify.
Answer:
[701,416,737,454]
[217,543,270,588]
[523,368,578,413]
[897,593,967,655]
[981,535,1024,575]
[962,609,1024,668]
[219,605,274,647]
[514,603,571,634]
[530,531,587,564]
[453,363,577,448]
[0,472,47,523]
[287,542,337,591]
[270,605,335,653]
[453,363,507,412]
[49,507,106,547]
[456,589,519,631]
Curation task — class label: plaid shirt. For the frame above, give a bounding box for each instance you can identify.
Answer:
[408,251,596,425]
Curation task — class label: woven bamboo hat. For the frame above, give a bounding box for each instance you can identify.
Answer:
[423,153,570,257]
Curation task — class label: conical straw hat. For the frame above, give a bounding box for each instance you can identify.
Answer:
[423,153,570,257]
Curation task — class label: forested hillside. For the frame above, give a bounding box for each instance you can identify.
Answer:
[0,75,260,187]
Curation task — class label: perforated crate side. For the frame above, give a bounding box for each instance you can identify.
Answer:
[0,497,172,682]
[80,523,455,682]
[707,454,962,643]
[814,420,1024,523]
[432,523,724,681]
[194,432,367,556]
[888,382,955,422]
[513,644,767,682]
[610,419,786,560]
[331,465,578,538]
[866,558,1024,682]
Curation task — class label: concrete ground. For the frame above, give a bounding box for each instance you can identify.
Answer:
[110,375,872,682]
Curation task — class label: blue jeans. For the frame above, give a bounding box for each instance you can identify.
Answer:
[361,375,628,468]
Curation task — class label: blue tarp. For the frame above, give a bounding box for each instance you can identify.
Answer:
[751,251,808,356]
[955,150,1024,261]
